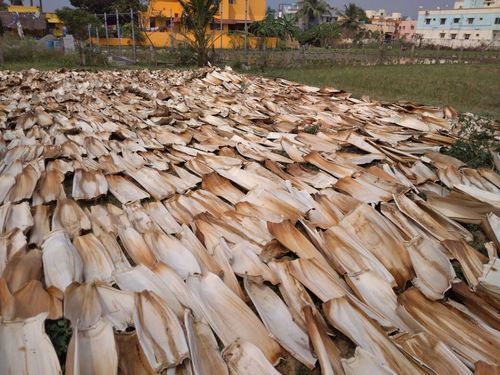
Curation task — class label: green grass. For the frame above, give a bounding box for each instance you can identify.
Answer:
[249,64,500,120]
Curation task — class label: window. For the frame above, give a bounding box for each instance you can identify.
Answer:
[411,25,415,30]
[451,33,457,39]
[402,26,406,30]
[425,18,431,24]
[464,33,471,39]
[440,33,445,38]
[467,18,474,24]
[495,18,500,24]
[440,18,446,24]
[453,18,460,23]
[229,0,235,4]
[476,33,480,37]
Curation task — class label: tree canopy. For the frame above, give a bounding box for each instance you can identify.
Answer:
[337,3,367,38]
[179,0,220,66]
[69,0,146,14]
[296,0,331,30]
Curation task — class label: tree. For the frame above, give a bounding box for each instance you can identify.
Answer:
[70,0,145,14]
[337,3,367,39]
[178,0,220,67]
[296,0,331,30]
[10,0,23,5]
[56,7,97,65]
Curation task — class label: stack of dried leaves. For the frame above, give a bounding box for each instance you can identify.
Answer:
[0,67,498,374]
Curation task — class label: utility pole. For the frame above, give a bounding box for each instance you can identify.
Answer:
[39,0,43,13]
[220,0,223,49]
[131,8,137,62]
[104,12,110,55]
[116,9,122,57]
[244,0,248,54]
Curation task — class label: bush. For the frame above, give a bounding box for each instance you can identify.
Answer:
[445,113,498,169]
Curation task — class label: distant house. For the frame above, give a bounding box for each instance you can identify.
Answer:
[0,5,63,38]
[397,18,417,43]
[416,0,500,48]
[363,9,402,41]
[277,2,337,29]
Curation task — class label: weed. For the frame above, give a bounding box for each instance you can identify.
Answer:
[45,318,72,368]
[303,124,320,134]
[445,113,498,169]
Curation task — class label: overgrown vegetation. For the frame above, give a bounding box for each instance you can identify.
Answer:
[250,64,500,120]
[45,318,72,368]
[446,113,499,168]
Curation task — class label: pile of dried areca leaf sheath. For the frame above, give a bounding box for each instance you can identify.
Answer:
[0,67,499,375]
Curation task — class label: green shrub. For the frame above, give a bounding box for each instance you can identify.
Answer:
[45,318,72,368]
[445,113,498,169]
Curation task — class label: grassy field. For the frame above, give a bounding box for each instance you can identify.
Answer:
[250,64,500,120]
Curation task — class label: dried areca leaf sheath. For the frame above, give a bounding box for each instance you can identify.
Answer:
[244,279,316,368]
[323,296,425,374]
[443,239,486,289]
[3,202,34,234]
[393,332,472,375]
[222,338,280,375]
[127,167,175,200]
[106,174,150,204]
[113,265,184,318]
[42,230,83,292]
[117,227,157,268]
[65,318,118,375]
[143,229,201,279]
[72,169,108,200]
[96,231,131,271]
[340,204,413,288]
[143,201,181,234]
[0,175,16,204]
[341,347,396,375]
[4,164,39,203]
[303,305,343,375]
[13,280,62,320]
[2,248,42,293]
[73,233,115,282]
[185,310,229,375]
[116,331,156,375]
[229,242,279,284]
[478,258,500,298]
[398,287,500,366]
[0,229,27,274]
[133,290,189,371]
[304,151,358,178]
[267,220,326,260]
[32,169,66,205]
[187,273,282,365]
[455,184,500,208]
[346,270,411,332]
[52,198,91,238]
[406,236,455,300]
[323,226,396,287]
[0,313,61,375]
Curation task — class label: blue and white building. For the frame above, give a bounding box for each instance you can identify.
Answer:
[416,0,500,48]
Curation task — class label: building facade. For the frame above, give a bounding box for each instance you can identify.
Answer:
[416,0,500,48]
[363,9,402,41]
[397,18,417,42]
[139,0,267,48]
[277,2,337,29]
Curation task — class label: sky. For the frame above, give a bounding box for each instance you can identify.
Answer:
[39,0,452,18]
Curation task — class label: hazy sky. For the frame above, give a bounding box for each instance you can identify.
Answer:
[40,0,452,17]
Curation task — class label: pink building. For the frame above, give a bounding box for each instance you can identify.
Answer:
[398,18,417,42]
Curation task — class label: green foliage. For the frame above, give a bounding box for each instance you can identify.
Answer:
[121,22,145,42]
[179,0,220,66]
[56,7,98,41]
[296,0,332,30]
[45,318,72,367]
[304,124,320,134]
[337,2,367,38]
[249,14,300,40]
[70,0,146,14]
[445,113,498,169]
[298,23,341,47]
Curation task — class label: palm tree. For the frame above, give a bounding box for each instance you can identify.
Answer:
[337,3,367,39]
[179,0,220,67]
[296,0,331,30]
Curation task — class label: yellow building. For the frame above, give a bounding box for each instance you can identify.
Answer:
[91,0,273,49]
[5,5,64,37]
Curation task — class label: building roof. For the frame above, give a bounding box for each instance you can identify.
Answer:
[0,11,47,31]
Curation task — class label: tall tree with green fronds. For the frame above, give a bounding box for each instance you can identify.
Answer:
[296,0,331,30]
[337,3,367,39]
[179,0,220,67]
